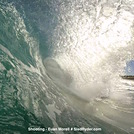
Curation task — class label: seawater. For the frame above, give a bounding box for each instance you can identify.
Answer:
[0,0,134,134]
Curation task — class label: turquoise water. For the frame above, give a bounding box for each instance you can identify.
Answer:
[0,0,134,134]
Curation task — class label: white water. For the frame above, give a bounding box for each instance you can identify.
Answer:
[44,0,134,101]
[43,0,134,132]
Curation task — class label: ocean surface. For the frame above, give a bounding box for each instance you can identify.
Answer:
[0,0,134,134]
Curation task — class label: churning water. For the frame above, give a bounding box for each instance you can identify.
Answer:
[0,0,134,134]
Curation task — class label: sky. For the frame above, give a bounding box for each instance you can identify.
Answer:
[125,60,134,75]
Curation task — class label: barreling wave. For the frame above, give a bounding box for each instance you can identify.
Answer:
[0,0,134,134]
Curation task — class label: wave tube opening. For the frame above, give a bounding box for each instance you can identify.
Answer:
[43,0,134,133]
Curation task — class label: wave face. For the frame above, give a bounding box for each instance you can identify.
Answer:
[0,0,134,133]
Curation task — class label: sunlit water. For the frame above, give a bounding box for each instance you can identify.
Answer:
[0,0,134,133]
